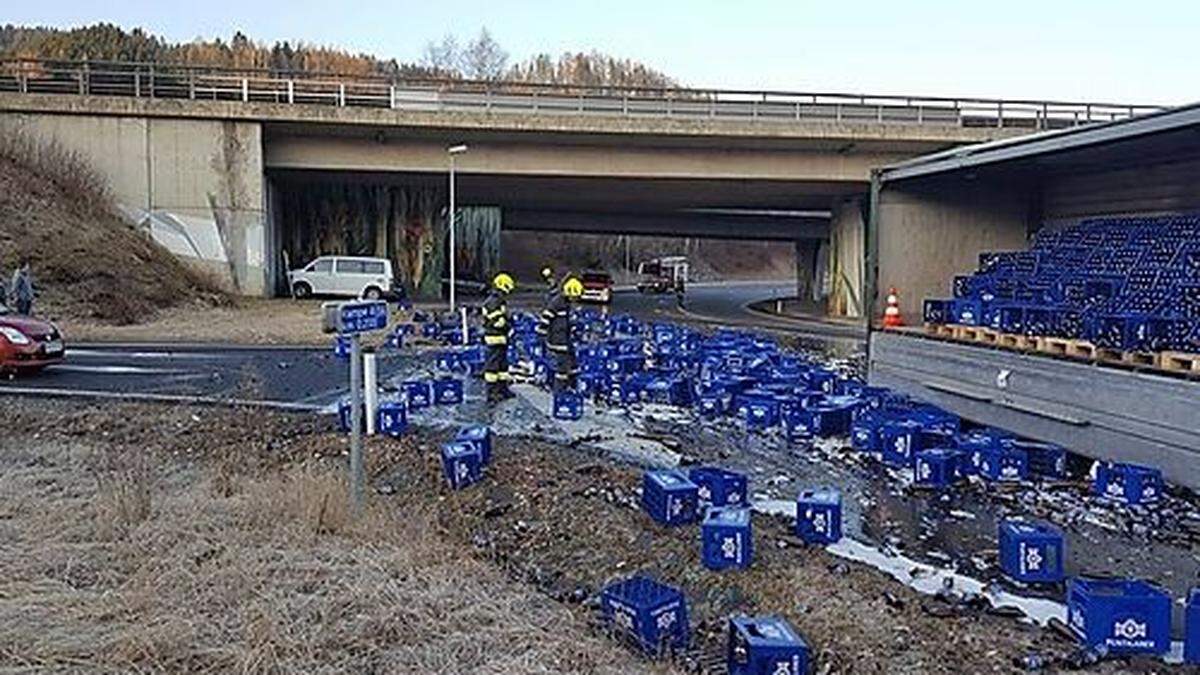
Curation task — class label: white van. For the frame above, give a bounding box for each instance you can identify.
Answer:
[288,256,397,300]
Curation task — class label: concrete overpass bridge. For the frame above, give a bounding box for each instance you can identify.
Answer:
[0,59,1160,304]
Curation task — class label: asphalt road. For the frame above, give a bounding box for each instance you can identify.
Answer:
[0,281,857,406]
[0,344,418,409]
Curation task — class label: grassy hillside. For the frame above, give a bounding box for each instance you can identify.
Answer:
[0,129,227,325]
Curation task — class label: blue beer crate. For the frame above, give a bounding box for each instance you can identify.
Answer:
[460,346,487,375]
[435,351,462,373]
[689,466,748,508]
[1055,307,1086,339]
[998,520,1065,584]
[806,399,857,437]
[1093,313,1154,351]
[608,377,643,406]
[701,507,753,571]
[607,354,646,375]
[781,409,814,443]
[402,379,433,409]
[641,376,692,406]
[850,411,887,453]
[923,298,953,324]
[441,441,484,490]
[807,369,838,394]
[879,420,923,468]
[432,377,464,405]
[333,334,351,359]
[951,298,984,326]
[1093,462,1163,505]
[728,616,810,675]
[455,425,492,465]
[336,397,364,433]
[1186,588,1200,665]
[997,305,1026,334]
[642,469,700,526]
[385,328,405,349]
[783,406,841,439]
[913,448,959,489]
[376,399,408,437]
[1014,440,1068,479]
[553,390,584,420]
[697,392,731,418]
[737,391,781,430]
[601,576,690,653]
[421,321,441,338]
[1023,305,1058,336]
[954,430,1010,476]
[978,444,1029,482]
[1067,577,1171,656]
[795,487,842,545]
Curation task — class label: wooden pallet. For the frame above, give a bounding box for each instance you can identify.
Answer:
[1064,339,1099,360]
[948,324,988,342]
[1159,351,1200,375]
[924,323,955,338]
[996,332,1035,351]
[1035,336,1072,358]
[1121,351,1158,368]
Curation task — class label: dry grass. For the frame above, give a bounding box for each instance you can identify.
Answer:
[0,436,645,673]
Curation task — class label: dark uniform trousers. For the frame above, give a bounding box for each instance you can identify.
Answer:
[482,292,510,395]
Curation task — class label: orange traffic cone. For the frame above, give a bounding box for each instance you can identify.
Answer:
[882,287,904,328]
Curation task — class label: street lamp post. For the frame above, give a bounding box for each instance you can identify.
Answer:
[447,144,468,312]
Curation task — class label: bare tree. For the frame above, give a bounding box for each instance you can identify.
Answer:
[460,28,508,81]
[421,33,461,77]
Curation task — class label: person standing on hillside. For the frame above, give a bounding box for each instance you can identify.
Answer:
[10,259,34,316]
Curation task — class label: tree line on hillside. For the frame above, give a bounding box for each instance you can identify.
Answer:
[0,23,678,88]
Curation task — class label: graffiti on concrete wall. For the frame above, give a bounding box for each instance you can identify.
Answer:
[274,180,499,298]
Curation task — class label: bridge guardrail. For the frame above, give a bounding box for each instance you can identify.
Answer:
[0,58,1164,130]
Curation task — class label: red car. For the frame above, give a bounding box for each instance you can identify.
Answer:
[580,271,614,304]
[0,306,65,375]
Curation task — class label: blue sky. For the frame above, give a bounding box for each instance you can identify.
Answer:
[7,0,1197,104]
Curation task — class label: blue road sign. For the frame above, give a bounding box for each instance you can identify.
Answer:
[338,301,390,334]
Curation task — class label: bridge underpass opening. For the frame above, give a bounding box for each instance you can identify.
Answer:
[267,169,842,301]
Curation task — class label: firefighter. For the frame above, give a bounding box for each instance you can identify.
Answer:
[541,276,582,394]
[540,266,557,301]
[482,272,516,403]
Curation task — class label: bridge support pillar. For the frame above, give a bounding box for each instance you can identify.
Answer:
[794,239,819,303]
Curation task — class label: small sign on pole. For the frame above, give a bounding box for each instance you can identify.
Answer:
[322,300,390,513]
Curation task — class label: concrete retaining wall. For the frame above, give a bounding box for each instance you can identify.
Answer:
[4,112,266,295]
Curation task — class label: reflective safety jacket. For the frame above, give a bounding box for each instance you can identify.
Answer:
[539,293,571,351]
[482,290,509,346]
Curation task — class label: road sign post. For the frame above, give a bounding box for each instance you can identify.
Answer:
[323,300,389,513]
[349,334,364,510]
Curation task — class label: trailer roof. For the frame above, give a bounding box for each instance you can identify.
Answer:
[878,101,1200,183]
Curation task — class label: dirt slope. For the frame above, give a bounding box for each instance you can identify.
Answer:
[0,150,226,325]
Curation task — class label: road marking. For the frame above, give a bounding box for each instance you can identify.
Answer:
[66,349,223,360]
[0,386,322,411]
[48,362,189,372]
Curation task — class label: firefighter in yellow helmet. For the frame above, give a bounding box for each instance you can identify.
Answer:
[540,275,583,394]
[483,272,516,403]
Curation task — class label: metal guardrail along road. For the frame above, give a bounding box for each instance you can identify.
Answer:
[0,58,1164,130]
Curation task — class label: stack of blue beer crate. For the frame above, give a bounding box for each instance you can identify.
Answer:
[924,214,1200,354]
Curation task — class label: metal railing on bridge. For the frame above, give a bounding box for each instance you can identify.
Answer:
[0,58,1164,130]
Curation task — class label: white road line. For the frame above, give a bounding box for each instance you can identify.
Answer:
[65,349,222,360]
[49,364,189,375]
[0,386,322,411]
